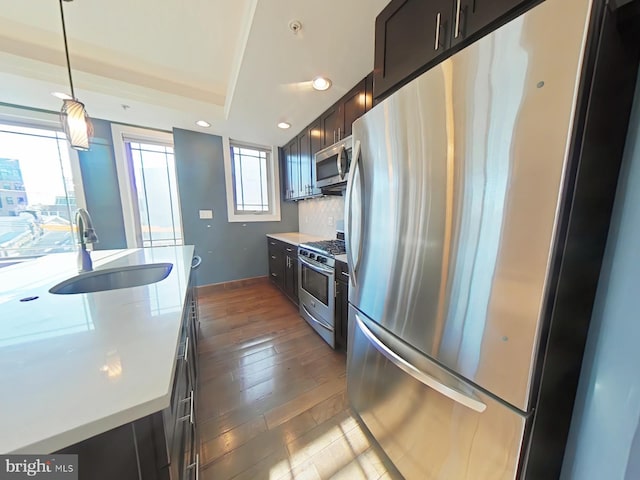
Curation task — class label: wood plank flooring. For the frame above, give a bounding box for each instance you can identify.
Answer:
[196,278,401,480]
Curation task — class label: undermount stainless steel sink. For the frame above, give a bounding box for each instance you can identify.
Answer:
[49,263,173,295]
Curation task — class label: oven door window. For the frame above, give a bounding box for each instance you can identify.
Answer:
[301,263,329,306]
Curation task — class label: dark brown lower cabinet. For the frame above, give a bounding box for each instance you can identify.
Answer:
[283,244,298,305]
[335,260,349,351]
[268,239,285,290]
[55,282,199,480]
[267,238,298,305]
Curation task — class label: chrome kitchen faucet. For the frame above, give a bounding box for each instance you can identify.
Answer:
[75,208,98,272]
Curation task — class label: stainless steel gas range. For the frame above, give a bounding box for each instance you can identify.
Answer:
[298,234,346,349]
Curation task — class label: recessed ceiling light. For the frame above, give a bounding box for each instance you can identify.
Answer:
[312,77,332,91]
[51,92,73,100]
[195,120,211,128]
[277,122,291,129]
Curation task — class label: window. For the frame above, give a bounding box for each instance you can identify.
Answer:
[223,138,280,222]
[231,145,270,213]
[0,119,83,259]
[112,125,183,248]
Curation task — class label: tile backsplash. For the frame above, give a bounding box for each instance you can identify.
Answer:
[298,195,345,239]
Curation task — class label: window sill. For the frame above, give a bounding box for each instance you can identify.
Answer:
[228,212,281,223]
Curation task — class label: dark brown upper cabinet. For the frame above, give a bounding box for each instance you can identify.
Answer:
[374,0,533,100]
[320,105,342,148]
[309,119,323,196]
[365,72,375,111]
[374,0,453,100]
[298,128,313,198]
[282,138,300,200]
[452,0,531,46]
[342,79,367,138]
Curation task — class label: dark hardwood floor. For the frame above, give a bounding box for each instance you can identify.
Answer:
[196,278,400,480]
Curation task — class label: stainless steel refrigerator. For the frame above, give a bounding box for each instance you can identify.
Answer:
[344,0,640,478]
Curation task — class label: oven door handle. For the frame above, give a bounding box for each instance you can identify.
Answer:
[299,256,335,276]
[302,304,334,332]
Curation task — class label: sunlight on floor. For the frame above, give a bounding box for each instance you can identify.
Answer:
[268,415,388,480]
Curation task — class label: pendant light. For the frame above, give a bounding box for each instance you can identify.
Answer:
[58,0,93,151]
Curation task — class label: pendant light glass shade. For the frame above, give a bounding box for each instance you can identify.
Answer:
[60,99,93,151]
[58,0,92,150]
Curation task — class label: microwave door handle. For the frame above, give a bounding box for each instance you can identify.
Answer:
[337,147,345,179]
[345,139,361,286]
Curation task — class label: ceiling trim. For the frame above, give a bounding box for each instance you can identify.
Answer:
[224,0,259,119]
[0,33,226,106]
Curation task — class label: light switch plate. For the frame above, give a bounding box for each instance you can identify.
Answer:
[199,210,213,219]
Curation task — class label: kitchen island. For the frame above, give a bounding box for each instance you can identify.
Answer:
[0,246,197,478]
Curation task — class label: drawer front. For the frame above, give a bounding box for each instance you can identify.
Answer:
[348,307,527,480]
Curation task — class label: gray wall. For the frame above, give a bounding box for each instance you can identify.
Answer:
[173,128,298,286]
[77,118,127,250]
[561,73,640,479]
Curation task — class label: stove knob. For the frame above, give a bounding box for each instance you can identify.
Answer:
[319,256,327,264]
[301,251,308,256]
[309,254,316,260]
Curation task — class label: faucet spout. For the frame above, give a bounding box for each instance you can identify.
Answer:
[75,208,98,272]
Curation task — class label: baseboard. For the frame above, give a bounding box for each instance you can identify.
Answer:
[196,276,269,295]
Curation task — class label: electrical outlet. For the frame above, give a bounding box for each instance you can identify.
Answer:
[328,216,334,226]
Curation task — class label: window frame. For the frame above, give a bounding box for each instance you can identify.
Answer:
[111,124,182,248]
[0,106,87,214]
[223,137,281,223]
[0,106,87,261]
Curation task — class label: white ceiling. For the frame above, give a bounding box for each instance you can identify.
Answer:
[0,0,389,146]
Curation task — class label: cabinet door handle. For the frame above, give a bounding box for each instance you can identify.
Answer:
[180,390,195,424]
[271,255,277,259]
[286,247,293,252]
[187,454,199,480]
[341,271,350,278]
[183,336,189,363]
[334,130,336,144]
[454,0,462,38]
[434,13,442,50]
[338,127,341,140]
[271,272,277,277]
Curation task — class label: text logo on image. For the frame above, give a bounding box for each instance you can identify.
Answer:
[0,455,77,480]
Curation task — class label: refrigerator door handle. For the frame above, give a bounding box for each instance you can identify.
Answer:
[345,139,362,287]
[355,313,487,413]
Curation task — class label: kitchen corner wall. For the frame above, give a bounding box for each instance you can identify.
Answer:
[560,71,640,480]
[172,128,299,287]
[298,195,345,238]
[77,118,127,250]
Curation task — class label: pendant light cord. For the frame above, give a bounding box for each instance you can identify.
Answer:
[59,0,76,99]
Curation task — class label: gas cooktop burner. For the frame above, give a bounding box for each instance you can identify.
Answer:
[301,239,346,256]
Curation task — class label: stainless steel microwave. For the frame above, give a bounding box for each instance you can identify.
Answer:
[314,135,352,190]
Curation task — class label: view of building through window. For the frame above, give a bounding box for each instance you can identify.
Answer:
[127,141,183,247]
[0,124,77,258]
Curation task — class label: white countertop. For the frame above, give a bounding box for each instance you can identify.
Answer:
[266,232,324,246]
[335,254,348,264]
[0,246,194,454]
